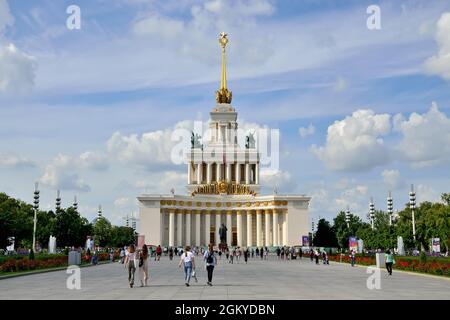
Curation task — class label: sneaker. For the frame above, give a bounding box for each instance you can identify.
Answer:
[186,283,190,287]
[208,282,212,286]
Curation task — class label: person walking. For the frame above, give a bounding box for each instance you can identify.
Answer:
[350,250,356,267]
[124,244,137,288]
[120,248,125,264]
[225,248,230,261]
[385,249,395,275]
[169,247,174,261]
[178,246,195,286]
[139,244,149,286]
[244,248,249,264]
[277,247,281,260]
[298,248,303,260]
[314,249,319,265]
[309,249,314,262]
[256,247,259,257]
[264,247,268,260]
[218,250,222,260]
[203,244,217,286]
[156,245,162,261]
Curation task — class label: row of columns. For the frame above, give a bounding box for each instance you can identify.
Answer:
[188,162,259,185]
[166,209,287,247]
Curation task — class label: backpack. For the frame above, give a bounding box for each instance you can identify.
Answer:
[206,252,214,264]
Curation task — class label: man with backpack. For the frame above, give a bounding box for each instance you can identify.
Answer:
[203,244,217,286]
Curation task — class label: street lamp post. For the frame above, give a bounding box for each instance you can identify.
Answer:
[387,191,393,226]
[55,190,61,212]
[409,184,416,242]
[345,206,350,228]
[311,219,315,245]
[32,182,40,252]
[73,196,78,212]
[369,197,375,230]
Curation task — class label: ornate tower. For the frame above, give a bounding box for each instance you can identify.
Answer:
[186,32,260,195]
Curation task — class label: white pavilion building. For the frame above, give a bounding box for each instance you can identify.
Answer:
[138,33,310,248]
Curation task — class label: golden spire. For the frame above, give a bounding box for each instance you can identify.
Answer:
[216,32,232,104]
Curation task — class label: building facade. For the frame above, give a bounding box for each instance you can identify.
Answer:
[138,33,310,248]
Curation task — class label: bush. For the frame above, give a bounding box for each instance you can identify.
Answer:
[29,249,34,260]
[419,251,427,264]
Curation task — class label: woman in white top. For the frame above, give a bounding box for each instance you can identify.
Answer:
[178,246,196,286]
[124,244,136,288]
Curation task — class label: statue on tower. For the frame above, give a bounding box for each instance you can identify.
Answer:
[245,132,256,149]
[215,32,233,104]
[191,132,203,149]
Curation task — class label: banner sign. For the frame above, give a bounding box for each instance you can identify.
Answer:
[302,236,309,247]
[432,238,440,253]
[349,236,358,252]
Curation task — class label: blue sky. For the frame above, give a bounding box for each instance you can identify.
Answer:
[1,0,450,227]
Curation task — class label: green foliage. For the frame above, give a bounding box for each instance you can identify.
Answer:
[0,193,34,249]
[329,194,450,252]
[419,251,427,263]
[54,207,93,248]
[29,249,34,260]
[110,226,136,248]
[333,211,363,249]
[93,217,112,247]
[441,193,450,206]
[395,200,449,251]
[313,218,338,247]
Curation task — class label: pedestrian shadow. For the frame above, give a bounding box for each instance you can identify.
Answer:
[141,284,253,287]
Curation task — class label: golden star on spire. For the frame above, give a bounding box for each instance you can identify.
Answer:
[216,32,232,104]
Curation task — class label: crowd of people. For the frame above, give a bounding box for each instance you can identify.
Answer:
[119,243,400,288]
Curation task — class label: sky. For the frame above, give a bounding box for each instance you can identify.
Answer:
[0,0,450,229]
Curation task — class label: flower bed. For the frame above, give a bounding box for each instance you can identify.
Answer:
[328,254,449,277]
[0,256,68,273]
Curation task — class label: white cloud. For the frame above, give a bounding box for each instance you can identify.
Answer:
[332,76,348,92]
[259,169,295,192]
[133,14,184,40]
[416,184,440,204]
[41,169,90,192]
[393,102,450,168]
[334,185,369,214]
[0,43,37,93]
[135,171,187,193]
[114,197,131,208]
[298,124,315,138]
[424,12,450,80]
[107,121,193,170]
[40,151,108,191]
[311,109,391,171]
[0,0,13,34]
[382,169,405,190]
[0,153,35,168]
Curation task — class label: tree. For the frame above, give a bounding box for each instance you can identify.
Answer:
[54,207,92,248]
[441,193,450,206]
[333,211,363,249]
[313,218,338,247]
[0,193,34,249]
[93,217,112,247]
[110,226,136,248]
[36,210,56,248]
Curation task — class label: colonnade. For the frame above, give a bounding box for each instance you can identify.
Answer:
[188,162,259,185]
[164,208,287,247]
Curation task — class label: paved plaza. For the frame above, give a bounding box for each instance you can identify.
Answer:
[0,255,448,300]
